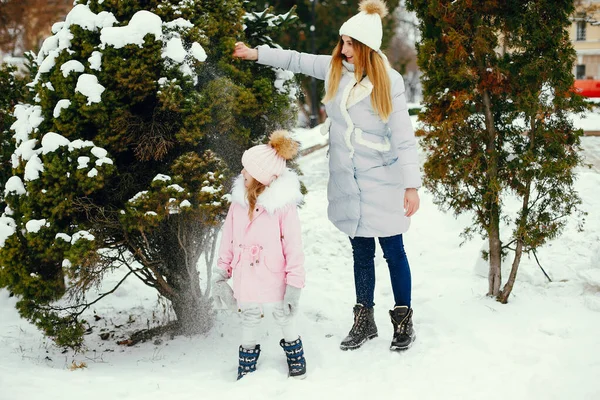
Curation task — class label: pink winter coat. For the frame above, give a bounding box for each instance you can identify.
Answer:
[217,169,305,304]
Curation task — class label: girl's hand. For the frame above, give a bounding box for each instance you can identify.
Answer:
[233,42,258,61]
[404,188,420,217]
[283,285,301,316]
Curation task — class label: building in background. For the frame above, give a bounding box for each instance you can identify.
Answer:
[571,0,600,97]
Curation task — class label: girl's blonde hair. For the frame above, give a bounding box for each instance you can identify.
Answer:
[323,37,392,122]
[246,178,266,220]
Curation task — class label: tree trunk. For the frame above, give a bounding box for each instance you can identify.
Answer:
[204,227,219,298]
[127,216,217,335]
[498,180,531,302]
[166,220,215,334]
[165,243,213,334]
[481,88,502,296]
[171,284,213,334]
[497,239,523,304]
[498,115,536,303]
[488,215,502,296]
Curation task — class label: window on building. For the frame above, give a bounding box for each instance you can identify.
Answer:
[576,65,586,79]
[576,21,587,41]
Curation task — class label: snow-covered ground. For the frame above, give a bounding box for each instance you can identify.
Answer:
[579,110,600,132]
[1,131,599,400]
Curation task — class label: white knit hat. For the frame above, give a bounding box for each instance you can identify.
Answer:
[241,130,299,185]
[339,0,389,52]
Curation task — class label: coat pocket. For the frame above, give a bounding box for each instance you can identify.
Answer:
[261,249,285,273]
[354,128,391,152]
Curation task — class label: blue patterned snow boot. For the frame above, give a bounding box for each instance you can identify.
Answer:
[279,337,307,379]
[237,344,261,380]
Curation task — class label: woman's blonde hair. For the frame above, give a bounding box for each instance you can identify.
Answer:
[246,178,266,220]
[323,37,392,122]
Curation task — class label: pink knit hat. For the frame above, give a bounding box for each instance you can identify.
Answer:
[242,130,299,185]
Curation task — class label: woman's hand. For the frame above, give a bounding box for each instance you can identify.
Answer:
[233,42,258,61]
[404,188,420,217]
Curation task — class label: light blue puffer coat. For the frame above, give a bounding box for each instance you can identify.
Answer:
[258,47,421,238]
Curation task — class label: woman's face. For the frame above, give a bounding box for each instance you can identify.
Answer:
[341,35,355,64]
[242,168,255,188]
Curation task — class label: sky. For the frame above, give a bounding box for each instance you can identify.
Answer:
[1,122,599,400]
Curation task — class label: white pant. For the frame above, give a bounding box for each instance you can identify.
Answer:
[240,303,298,349]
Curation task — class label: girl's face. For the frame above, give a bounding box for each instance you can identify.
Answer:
[242,168,255,188]
[341,35,355,64]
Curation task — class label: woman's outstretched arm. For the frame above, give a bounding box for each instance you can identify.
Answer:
[234,42,332,81]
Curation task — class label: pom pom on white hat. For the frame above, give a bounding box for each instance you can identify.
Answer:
[339,0,389,52]
[242,130,299,185]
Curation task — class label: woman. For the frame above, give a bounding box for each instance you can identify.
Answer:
[233,0,421,352]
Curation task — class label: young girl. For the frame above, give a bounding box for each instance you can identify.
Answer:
[212,130,307,380]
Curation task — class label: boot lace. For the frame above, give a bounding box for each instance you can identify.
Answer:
[398,318,408,335]
[350,306,369,335]
[394,310,412,335]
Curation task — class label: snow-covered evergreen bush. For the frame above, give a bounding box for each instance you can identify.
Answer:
[0,0,297,348]
[0,63,27,210]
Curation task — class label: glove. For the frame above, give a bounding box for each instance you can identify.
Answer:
[282,285,302,317]
[212,268,237,311]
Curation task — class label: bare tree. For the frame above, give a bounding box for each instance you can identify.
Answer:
[0,0,71,56]
[574,0,600,24]
[387,35,419,103]
[387,1,420,103]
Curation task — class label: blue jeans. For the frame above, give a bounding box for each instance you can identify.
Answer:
[349,234,412,308]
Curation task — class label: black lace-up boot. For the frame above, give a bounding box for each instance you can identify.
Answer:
[340,304,378,350]
[389,306,415,351]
